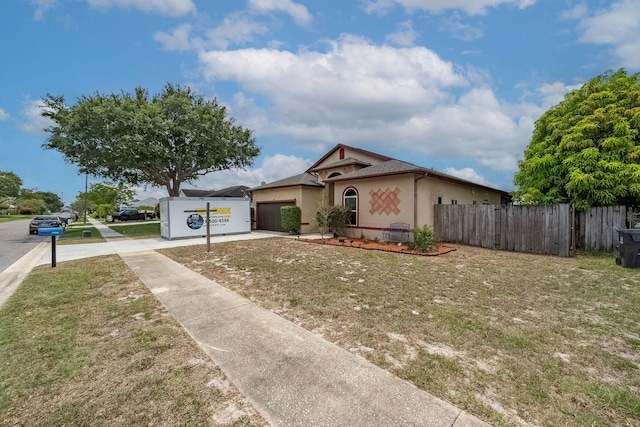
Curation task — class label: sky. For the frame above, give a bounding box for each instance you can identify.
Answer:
[1,0,639,205]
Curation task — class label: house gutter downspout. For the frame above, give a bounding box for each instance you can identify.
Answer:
[414,172,427,229]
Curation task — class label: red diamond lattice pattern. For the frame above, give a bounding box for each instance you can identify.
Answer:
[369,187,401,215]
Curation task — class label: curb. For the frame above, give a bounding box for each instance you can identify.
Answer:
[0,241,49,308]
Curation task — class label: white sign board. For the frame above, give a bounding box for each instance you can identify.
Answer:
[160,197,251,240]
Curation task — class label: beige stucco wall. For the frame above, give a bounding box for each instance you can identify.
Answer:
[299,186,324,234]
[319,147,385,169]
[251,185,324,233]
[332,174,416,240]
[416,176,505,228]
[330,173,506,240]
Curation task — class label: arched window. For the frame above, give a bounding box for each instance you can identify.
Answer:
[343,188,357,225]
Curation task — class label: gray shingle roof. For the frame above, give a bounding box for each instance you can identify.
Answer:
[182,185,250,198]
[249,172,324,191]
[310,157,371,171]
[324,159,423,181]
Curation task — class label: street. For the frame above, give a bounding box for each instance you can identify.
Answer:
[0,219,42,273]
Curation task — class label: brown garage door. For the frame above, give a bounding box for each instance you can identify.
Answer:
[257,202,295,231]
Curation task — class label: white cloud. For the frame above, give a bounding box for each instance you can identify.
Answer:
[32,0,195,20]
[385,20,419,46]
[443,167,493,187]
[248,0,313,26]
[0,108,9,121]
[154,14,270,51]
[537,81,583,108]
[362,0,537,15]
[30,0,57,21]
[19,100,54,135]
[85,0,196,16]
[154,23,201,51]
[198,36,537,172]
[175,154,310,195]
[570,0,640,69]
[439,13,484,41]
[206,13,270,49]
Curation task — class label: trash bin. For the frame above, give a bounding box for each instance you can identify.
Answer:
[82,230,92,238]
[616,229,640,268]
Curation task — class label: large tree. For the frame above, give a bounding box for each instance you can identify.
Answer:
[514,69,640,211]
[42,84,260,196]
[0,171,22,199]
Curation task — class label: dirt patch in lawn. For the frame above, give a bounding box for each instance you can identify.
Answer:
[301,237,455,256]
[161,238,640,427]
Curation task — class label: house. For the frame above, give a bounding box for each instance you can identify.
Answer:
[180,185,250,198]
[127,197,160,208]
[249,144,511,238]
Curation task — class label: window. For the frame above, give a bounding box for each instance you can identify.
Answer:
[437,197,442,204]
[343,188,357,225]
[451,199,458,205]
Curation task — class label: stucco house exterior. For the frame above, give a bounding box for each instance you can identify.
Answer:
[249,144,511,238]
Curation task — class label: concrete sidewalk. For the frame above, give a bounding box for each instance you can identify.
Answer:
[4,219,491,426]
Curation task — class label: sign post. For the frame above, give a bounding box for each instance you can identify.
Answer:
[206,202,211,252]
[38,227,64,267]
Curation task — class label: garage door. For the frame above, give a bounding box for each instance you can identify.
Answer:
[257,202,295,231]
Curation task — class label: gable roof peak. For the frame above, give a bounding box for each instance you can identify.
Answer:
[306,144,393,173]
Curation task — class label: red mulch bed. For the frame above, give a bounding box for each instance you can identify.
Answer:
[299,237,456,256]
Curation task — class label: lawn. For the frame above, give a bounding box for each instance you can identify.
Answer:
[161,239,640,427]
[109,222,160,239]
[0,215,32,223]
[0,255,267,426]
[57,226,105,245]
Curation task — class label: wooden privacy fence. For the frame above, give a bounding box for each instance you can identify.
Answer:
[434,204,628,256]
[575,206,627,251]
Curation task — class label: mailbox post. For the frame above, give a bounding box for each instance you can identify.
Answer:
[38,227,64,267]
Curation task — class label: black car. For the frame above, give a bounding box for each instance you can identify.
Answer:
[29,215,65,235]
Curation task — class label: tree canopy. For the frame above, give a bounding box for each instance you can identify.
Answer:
[42,84,260,196]
[514,69,640,210]
[0,171,22,199]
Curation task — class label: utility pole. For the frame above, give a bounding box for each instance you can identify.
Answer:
[83,173,88,224]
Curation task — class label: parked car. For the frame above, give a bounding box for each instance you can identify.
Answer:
[107,208,156,223]
[29,215,66,235]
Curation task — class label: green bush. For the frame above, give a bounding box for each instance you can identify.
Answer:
[408,224,436,252]
[316,205,350,236]
[281,205,301,234]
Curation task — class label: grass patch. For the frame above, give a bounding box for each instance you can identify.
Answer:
[161,239,640,427]
[57,226,105,245]
[109,222,160,239]
[0,256,267,426]
[0,215,32,223]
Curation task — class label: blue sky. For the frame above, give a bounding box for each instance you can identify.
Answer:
[1,0,639,204]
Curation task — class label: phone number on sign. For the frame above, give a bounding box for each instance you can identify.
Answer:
[209,218,230,225]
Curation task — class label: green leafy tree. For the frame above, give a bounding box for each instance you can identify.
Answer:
[514,69,640,211]
[17,198,47,215]
[86,182,133,211]
[42,84,260,196]
[0,171,22,199]
[34,191,63,212]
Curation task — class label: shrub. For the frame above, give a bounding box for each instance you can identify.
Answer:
[281,205,301,234]
[409,224,436,252]
[316,205,350,237]
[316,193,350,237]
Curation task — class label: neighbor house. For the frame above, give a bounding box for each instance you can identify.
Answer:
[180,185,250,198]
[249,144,511,238]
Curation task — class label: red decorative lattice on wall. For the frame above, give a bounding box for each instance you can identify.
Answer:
[369,187,401,215]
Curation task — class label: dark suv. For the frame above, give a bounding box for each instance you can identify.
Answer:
[108,208,155,222]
